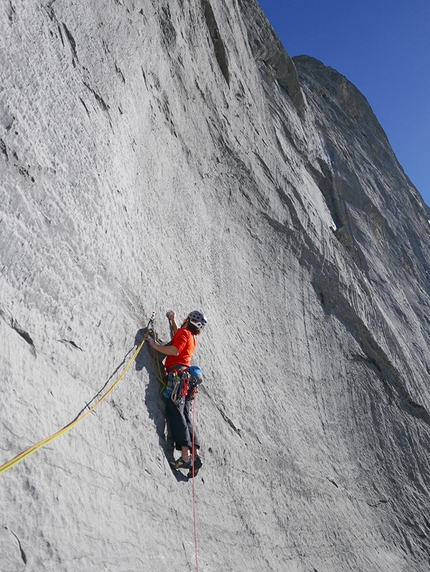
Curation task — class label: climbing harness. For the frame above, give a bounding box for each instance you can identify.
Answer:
[162,365,203,404]
[164,366,190,404]
[0,313,156,476]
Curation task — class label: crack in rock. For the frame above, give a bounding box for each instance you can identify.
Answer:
[60,339,84,351]
[11,319,34,347]
[201,0,230,85]
[203,388,242,437]
[83,82,110,112]
[5,527,28,565]
[62,22,78,63]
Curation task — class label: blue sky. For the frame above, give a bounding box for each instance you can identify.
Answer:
[257,0,430,206]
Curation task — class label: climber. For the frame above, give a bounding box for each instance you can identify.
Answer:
[148,310,207,477]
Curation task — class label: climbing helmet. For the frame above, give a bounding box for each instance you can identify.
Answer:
[188,311,207,331]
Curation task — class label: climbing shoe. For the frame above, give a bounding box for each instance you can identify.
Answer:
[173,457,192,470]
[187,456,203,479]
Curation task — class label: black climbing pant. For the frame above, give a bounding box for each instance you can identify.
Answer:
[165,397,199,451]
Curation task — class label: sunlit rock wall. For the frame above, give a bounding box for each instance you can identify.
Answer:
[1,1,429,571]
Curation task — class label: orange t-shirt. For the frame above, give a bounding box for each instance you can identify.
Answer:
[165,328,197,370]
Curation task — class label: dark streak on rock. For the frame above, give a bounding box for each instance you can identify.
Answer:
[0,138,8,160]
[7,0,16,23]
[11,320,34,347]
[60,339,84,351]
[203,388,242,438]
[201,0,230,85]
[79,97,90,117]
[83,82,110,112]
[57,24,64,47]
[6,527,28,565]
[367,498,389,507]
[63,23,78,62]
[327,477,339,488]
[160,5,177,48]
[115,63,126,83]
[262,213,294,236]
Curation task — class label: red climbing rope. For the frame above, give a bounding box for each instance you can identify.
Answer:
[191,396,199,572]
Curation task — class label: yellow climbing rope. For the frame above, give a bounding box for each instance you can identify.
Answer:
[0,326,152,476]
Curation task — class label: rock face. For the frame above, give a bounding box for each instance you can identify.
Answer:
[1,1,430,571]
